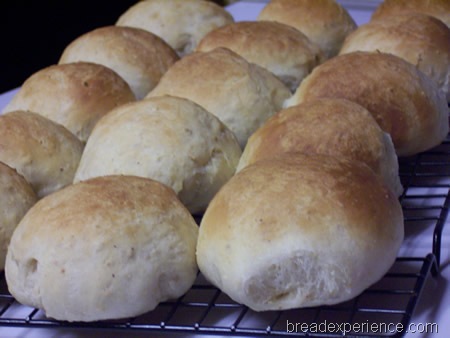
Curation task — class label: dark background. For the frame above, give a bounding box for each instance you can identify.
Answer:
[0,1,144,93]
[0,1,228,93]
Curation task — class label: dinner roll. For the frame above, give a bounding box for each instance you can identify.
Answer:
[340,13,450,101]
[147,48,291,148]
[238,98,403,196]
[5,175,199,322]
[196,21,324,92]
[0,162,37,271]
[116,0,234,56]
[371,0,450,28]
[197,154,404,311]
[257,0,356,59]
[2,62,135,142]
[286,52,449,157]
[0,111,84,198]
[59,26,179,99]
[74,96,242,215]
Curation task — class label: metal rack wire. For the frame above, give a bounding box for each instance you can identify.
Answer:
[0,136,448,337]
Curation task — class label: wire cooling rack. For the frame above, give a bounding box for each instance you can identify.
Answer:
[0,136,448,338]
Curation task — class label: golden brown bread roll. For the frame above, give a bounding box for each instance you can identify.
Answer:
[0,162,37,271]
[196,21,324,92]
[6,175,199,322]
[74,96,242,214]
[238,98,403,196]
[0,111,84,198]
[257,0,356,59]
[371,0,450,28]
[197,153,404,311]
[286,52,449,157]
[340,13,450,101]
[2,62,135,142]
[59,26,179,99]
[147,48,291,148]
[116,0,234,56]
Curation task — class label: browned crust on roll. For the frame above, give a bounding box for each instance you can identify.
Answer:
[0,110,83,197]
[59,26,179,99]
[340,13,450,101]
[197,20,324,91]
[147,48,291,148]
[6,175,199,321]
[238,98,402,195]
[2,62,136,142]
[197,153,404,310]
[371,0,450,28]
[0,162,37,270]
[257,0,357,59]
[287,51,448,157]
[116,0,234,56]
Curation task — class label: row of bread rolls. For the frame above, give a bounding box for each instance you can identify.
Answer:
[196,0,449,312]
[0,109,203,321]
[1,0,239,322]
[0,0,448,322]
